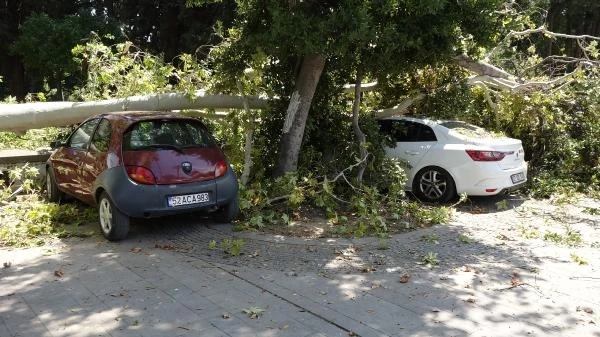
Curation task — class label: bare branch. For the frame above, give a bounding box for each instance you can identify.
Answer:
[343,81,378,93]
[455,54,515,80]
[374,93,426,118]
[265,155,370,205]
[506,26,600,42]
[510,71,577,93]
[351,71,368,183]
[481,85,499,112]
[267,195,290,204]
[330,154,369,187]
[466,70,578,93]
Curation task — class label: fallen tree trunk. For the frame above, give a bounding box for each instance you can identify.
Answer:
[0,90,268,132]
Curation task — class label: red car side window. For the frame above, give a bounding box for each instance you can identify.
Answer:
[90,119,112,153]
[68,119,100,150]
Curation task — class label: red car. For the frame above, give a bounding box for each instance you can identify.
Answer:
[46,112,239,241]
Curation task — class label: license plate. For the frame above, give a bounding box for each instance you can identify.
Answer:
[168,192,209,207]
[511,172,526,184]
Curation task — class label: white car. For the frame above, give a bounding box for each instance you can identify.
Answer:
[378,116,527,202]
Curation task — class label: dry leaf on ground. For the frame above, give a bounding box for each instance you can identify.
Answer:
[399,273,411,283]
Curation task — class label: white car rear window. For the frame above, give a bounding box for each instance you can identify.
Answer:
[439,121,493,138]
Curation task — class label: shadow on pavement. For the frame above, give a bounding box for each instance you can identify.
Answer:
[1,193,599,336]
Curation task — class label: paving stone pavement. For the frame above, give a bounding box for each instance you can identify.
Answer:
[1,195,600,337]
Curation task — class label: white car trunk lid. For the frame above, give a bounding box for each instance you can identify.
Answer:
[469,137,525,170]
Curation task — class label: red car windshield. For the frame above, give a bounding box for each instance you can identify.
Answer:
[123,119,216,151]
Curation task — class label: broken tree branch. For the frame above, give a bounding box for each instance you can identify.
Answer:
[351,71,368,183]
[505,26,600,42]
[343,81,378,93]
[374,93,426,118]
[455,54,515,80]
[0,90,269,132]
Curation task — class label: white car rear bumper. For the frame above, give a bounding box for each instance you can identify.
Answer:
[451,161,528,196]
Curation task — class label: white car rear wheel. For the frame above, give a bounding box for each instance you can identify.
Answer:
[413,166,456,203]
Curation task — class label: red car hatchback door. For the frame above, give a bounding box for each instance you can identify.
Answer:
[121,119,226,185]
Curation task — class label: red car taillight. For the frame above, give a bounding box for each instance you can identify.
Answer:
[126,166,156,184]
[465,150,506,162]
[214,160,228,178]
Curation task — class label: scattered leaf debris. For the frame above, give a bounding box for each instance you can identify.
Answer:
[399,273,411,283]
[154,244,175,250]
[54,269,64,278]
[243,306,266,319]
[129,247,142,253]
[510,272,524,288]
[577,306,594,314]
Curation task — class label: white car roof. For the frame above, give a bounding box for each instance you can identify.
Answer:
[378,115,441,126]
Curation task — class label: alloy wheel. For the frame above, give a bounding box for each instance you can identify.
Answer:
[99,198,113,234]
[419,169,447,200]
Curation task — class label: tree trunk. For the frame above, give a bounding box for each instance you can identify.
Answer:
[351,71,367,183]
[236,80,254,186]
[275,54,326,176]
[0,90,268,132]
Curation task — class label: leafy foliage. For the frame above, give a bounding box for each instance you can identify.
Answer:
[10,12,121,100]
[3,0,600,245]
[236,160,451,237]
[0,165,96,247]
[0,128,66,151]
[221,238,245,256]
[419,252,439,268]
[71,38,207,100]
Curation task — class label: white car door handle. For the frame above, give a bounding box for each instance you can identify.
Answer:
[405,150,420,155]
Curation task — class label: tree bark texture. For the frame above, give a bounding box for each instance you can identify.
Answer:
[236,80,254,186]
[0,90,268,132]
[351,71,367,183]
[275,54,326,176]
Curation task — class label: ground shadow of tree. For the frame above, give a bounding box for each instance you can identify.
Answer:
[1,195,598,337]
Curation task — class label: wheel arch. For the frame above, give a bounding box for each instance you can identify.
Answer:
[94,187,106,205]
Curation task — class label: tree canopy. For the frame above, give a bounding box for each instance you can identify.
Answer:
[2,0,600,212]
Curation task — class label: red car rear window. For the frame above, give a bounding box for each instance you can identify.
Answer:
[123,119,216,151]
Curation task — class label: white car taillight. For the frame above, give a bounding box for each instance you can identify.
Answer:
[465,150,506,162]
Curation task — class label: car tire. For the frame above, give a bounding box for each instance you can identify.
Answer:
[412,166,456,203]
[45,168,63,203]
[213,197,240,224]
[98,192,130,241]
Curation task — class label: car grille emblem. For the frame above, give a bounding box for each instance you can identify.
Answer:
[181,162,192,174]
